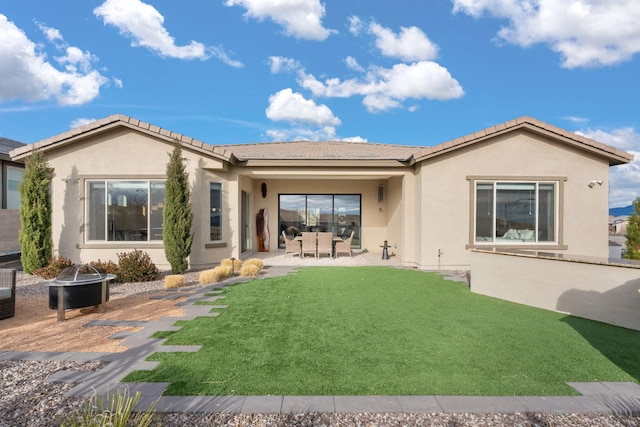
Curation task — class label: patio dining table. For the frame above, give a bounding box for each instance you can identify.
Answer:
[294,235,343,258]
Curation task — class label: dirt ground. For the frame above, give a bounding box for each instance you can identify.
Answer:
[0,292,187,353]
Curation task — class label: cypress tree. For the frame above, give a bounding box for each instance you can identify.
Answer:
[624,197,640,260]
[18,151,54,274]
[163,141,194,273]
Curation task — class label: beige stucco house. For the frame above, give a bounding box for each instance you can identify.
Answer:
[9,115,632,270]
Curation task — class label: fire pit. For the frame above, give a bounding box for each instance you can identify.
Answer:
[43,265,116,321]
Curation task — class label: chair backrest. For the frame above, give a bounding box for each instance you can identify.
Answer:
[344,231,355,244]
[317,232,333,246]
[281,230,290,241]
[301,232,316,249]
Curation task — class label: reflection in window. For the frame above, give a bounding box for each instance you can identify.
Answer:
[86,180,165,242]
[6,167,23,210]
[279,194,361,248]
[210,183,222,241]
[474,181,556,244]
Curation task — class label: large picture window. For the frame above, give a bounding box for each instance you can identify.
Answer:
[87,180,165,242]
[475,181,556,244]
[279,194,361,248]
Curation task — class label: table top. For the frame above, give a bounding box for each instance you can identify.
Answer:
[294,236,343,241]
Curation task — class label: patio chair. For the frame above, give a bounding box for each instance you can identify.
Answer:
[301,232,317,259]
[0,269,16,320]
[316,232,333,258]
[335,231,355,257]
[282,230,301,258]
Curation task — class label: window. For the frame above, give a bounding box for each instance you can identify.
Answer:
[210,182,222,241]
[86,180,165,242]
[474,181,556,244]
[6,166,23,210]
[279,194,361,248]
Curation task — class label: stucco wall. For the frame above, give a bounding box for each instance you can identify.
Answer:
[414,130,611,269]
[0,209,20,253]
[471,250,640,331]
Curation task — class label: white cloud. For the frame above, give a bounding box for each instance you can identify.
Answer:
[0,14,108,106]
[340,136,368,143]
[70,118,97,129]
[348,15,364,36]
[368,21,439,62]
[345,56,364,72]
[576,127,640,208]
[298,61,464,113]
[266,88,341,126]
[94,0,242,66]
[265,88,341,141]
[269,56,302,74]
[226,0,334,41]
[452,0,640,68]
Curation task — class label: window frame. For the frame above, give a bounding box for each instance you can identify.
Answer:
[209,182,223,242]
[84,178,166,244]
[467,176,567,250]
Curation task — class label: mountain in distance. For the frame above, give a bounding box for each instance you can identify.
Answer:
[610,205,634,217]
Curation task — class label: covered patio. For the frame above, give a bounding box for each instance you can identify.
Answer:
[247,247,404,268]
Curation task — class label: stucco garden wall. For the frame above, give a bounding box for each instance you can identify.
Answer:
[471,249,640,331]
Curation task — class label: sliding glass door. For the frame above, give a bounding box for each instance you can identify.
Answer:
[279,194,361,248]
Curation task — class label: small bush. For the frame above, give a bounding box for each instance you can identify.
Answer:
[33,255,74,279]
[221,258,243,271]
[243,258,264,270]
[117,250,159,283]
[165,274,185,289]
[199,265,235,284]
[240,264,260,277]
[89,259,120,280]
[60,387,157,427]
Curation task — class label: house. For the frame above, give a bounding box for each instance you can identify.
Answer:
[1,137,26,256]
[9,115,632,270]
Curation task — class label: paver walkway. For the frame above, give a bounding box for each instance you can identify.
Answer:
[1,262,640,415]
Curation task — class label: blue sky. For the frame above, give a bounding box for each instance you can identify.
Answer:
[1,0,639,207]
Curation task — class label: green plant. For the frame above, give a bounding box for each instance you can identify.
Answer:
[60,387,158,427]
[625,197,640,259]
[89,259,120,280]
[19,151,54,274]
[163,141,194,274]
[117,250,159,283]
[33,255,75,279]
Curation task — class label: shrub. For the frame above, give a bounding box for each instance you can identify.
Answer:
[89,259,120,280]
[116,250,159,283]
[221,258,243,271]
[240,264,260,277]
[165,274,185,289]
[33,255,74,279]
[163,141,194,274]
[19,151,54,274]
[60,387,157,427]
[243,258,264,270]
[199,266,233,284]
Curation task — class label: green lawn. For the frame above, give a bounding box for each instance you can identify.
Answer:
[124,267,640,396]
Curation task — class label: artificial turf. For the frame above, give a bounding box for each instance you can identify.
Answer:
[123,266,640,396]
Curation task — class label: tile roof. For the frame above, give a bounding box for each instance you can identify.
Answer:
[219,140,417,162]
[8,114,633,167]
[0,137,25,162]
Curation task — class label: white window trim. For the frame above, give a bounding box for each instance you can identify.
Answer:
[466,176,568,250]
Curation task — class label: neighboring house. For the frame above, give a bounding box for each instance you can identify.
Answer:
[9,115,633,270]
[1,137,26,255]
